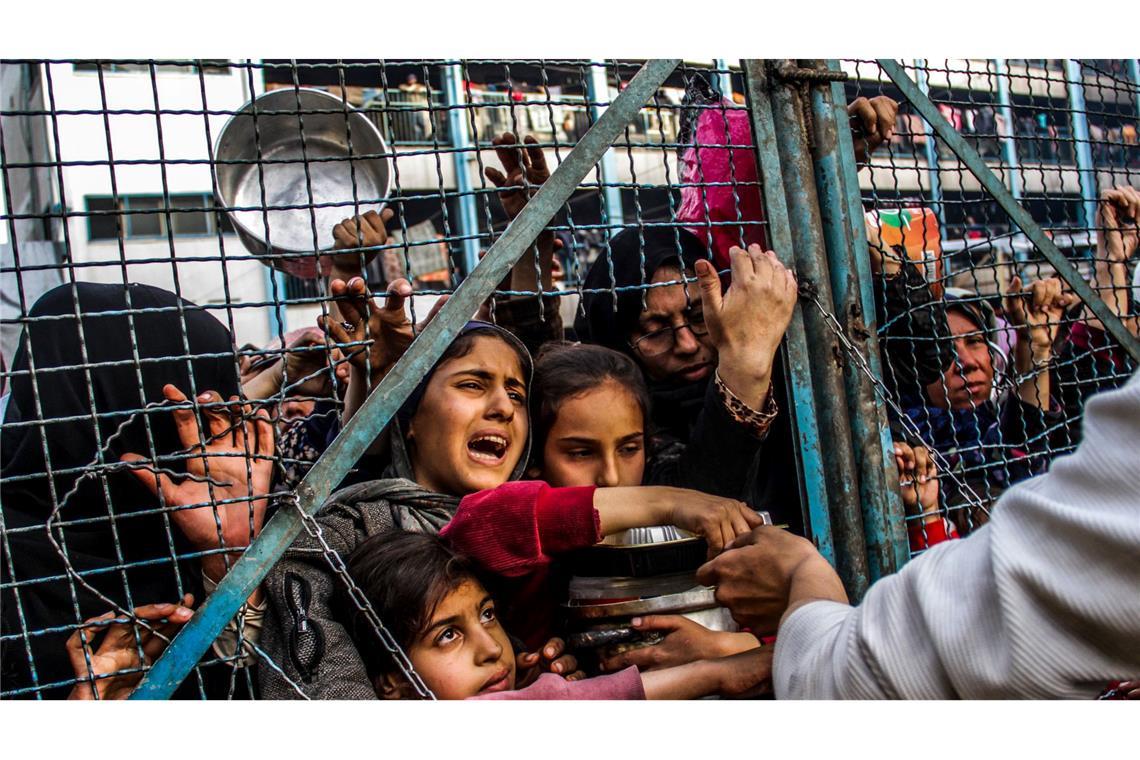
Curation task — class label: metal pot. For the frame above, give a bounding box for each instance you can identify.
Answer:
[214,88,393,279]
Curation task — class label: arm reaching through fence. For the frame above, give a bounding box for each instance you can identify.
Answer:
[1091,185,1140,338]
[66,596,194,700]
[119,385,274,587]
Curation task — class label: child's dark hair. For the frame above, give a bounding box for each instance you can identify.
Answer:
[530,342,651,462]
[336,531,481,680]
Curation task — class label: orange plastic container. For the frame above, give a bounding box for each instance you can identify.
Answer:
[865,208,944,298]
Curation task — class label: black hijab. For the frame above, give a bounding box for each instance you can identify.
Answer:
[573,226,713,439]
[1,282,238,698]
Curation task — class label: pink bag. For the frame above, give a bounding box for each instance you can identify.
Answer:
[676,98,768,271]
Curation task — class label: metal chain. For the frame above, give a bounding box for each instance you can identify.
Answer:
[284,493,436,700]
[797,280,992,519]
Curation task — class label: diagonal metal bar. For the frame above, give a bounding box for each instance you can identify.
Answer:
[131,58,681,699]
[879,58,1140,364]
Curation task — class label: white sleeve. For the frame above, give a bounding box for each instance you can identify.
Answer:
[775,370,1140,699]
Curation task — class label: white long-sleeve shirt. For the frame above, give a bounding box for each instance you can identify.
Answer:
[774,370,1140,699]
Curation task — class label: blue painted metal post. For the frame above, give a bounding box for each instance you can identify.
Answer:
[913,60,946,232]
[994,59,1030,280]
[879,58,1140,363]
[443,63,482,276]
[1064,59,1100,232]
[131,59,682,699]
[713,59,733,99]
[740,60,835,568]
[1130,59,1140,117]
[764,60,870,600]
[587,61,626,231]
[262,266,287,340]
[815,60,910,579]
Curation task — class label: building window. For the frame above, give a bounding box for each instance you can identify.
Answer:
[86,193,235,241]
[72,61,231,76]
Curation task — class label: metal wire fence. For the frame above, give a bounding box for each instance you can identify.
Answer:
[1,57,1136,700]
[841,58,1139,552]
[1,58,776,699]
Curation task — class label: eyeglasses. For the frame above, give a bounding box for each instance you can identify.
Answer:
[629,312,709,357]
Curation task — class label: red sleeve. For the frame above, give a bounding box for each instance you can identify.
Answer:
[440,481,599,577]
[469,667,646,700]
[907,517,959,552]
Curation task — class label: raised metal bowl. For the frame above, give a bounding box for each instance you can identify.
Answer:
[214,88,392,279]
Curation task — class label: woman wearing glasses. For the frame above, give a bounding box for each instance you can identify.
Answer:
[573,227,798,520]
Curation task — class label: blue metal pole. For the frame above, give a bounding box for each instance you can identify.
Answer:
[131,59,683,699]
[262,266,287,340]
[740,60,835,568]
[914,60,946,232]
[443,63,482,276]
[713,59,733,100]
[587,61,626,232]
[1130,59,1140,118]
[762,59,870,600]
[993,59,1030,281]
[879,58,1140,363]
[1064,59,1099,232]
[816,60,910,579]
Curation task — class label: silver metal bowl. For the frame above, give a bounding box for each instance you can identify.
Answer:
[214,88,392,279]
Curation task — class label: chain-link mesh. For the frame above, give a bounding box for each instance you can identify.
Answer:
[3,57,1135,700]
[840,58,1138,555]
[1,58,773,699]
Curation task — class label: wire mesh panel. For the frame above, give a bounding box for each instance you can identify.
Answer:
[1,58,798,699]
[839,58,1139,556]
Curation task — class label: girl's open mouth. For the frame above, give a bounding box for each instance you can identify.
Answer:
[467,432,510,464]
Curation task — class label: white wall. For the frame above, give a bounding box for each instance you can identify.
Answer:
[44,62,274,346]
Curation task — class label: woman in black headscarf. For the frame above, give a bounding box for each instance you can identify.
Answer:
[573,227,801,525]
[1,282,253,698]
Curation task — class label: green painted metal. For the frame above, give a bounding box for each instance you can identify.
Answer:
[130,58,682,700]
[740,60,835,566]
[878,58,1140,364]
[763,59,870,600]
[813,61,909,579]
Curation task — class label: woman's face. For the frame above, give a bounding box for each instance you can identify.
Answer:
[926,310,995,410]
[407,335,528,496]
[540,379,645,488]
[401,580,517,700]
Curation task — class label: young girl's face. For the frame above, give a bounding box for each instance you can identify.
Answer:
[540,379,645,488]
[408,335,528,496]
[405,579,517,699]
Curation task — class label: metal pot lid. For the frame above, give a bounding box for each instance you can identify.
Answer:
[564,586,717,619]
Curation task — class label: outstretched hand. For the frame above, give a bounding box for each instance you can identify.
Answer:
[598,615,760,673]
[695,245,797,407]
[484,132,550,221]
[330,208,395,274]
[515,636,585,688]
[849,95,898,164]
[319,277,449,383]
[120,385,274,581]
[67,595,195,700]
[697,526,846,634]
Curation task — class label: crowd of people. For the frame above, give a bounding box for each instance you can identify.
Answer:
[2,98,1138,701]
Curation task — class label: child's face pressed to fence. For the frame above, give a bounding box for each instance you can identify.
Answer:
[399,579,516,700]
[541,379,646,488]
[407,335,528,496]
[630,265,716,385]
[927,310,994,410]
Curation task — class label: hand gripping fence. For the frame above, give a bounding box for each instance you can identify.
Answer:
[128,59,682,700]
